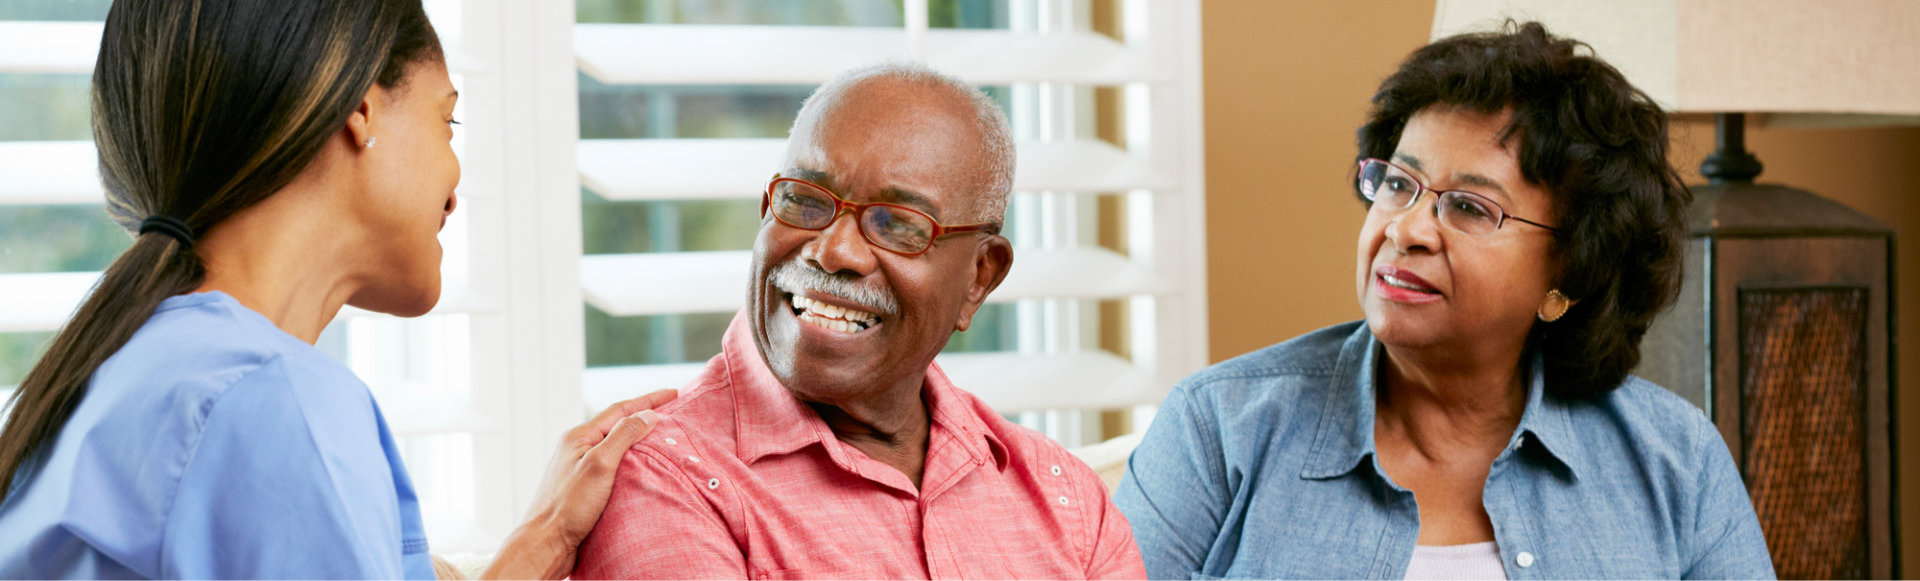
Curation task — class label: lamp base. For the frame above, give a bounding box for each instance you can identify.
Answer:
[1636,181,1895,579]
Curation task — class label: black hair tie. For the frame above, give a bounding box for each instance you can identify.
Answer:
[138,215,196,247]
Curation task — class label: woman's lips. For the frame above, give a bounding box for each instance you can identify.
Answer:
[1373,265,1443,303]
[440,193,457,231]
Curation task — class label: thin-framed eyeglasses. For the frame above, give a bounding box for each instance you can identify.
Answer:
[761,174,1001,256]
[1354,158,1558,236]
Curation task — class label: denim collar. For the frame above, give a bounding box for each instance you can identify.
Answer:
[1300,324,1583,482]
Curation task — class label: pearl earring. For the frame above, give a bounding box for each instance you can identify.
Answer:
[364,136,377,148]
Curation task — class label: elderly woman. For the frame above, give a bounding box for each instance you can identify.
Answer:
[1115,22,1774,580]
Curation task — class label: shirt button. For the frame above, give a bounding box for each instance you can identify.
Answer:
[664,438,677,445]
[1050,465,1062,476]
[1058,495,1070,506]
[687,455,701,463]
[1516,551,1535,568]
[707,478,721,490]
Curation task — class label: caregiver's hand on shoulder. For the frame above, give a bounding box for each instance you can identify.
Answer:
[480,389,678,580]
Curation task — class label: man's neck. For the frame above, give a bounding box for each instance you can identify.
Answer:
[807,375,933,489]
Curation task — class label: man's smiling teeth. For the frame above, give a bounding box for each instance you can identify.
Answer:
[1382,273,1436,293]
[789,294,880,333]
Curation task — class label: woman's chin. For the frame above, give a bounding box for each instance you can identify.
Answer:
[349,280,441,318]
[1364,309,1451,350]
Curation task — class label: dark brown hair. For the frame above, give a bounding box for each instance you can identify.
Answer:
[0,0,443,497]
[1355,21,1689,398]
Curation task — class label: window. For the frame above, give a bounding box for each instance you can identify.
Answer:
[0,0,1204,553]
[570,0,1208,449]
[0,2,119,409]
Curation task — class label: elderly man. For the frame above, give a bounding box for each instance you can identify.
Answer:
[572,63,1146,579]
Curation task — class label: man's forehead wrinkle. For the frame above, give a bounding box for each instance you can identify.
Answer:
[810,112,970,161]
[782,77,996,221]
[782,61,1014,224]
[781,161,947,217]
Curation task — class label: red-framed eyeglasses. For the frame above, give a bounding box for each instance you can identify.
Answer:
[761,174,1001,256]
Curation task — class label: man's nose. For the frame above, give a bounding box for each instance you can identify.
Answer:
[802,211,878,277]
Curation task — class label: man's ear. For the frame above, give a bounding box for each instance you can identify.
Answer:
[953,235,1014,332]
[344,85,382,149]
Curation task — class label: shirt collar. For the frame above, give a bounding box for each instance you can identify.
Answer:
[719,312,1007,470]
[1510,350,1584,479]
[1300,324,1583,481]
[921,361,1011,471]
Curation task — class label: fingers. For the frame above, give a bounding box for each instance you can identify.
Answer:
[431,554,464,580]
[612,388,680,418]
[585,389,680,434]
[584,410,659,476]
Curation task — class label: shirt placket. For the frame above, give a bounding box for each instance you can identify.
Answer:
[1374,479,1422,579]
[917,430,985,580]
[920,496,946,579]
[1485,439,1540,579]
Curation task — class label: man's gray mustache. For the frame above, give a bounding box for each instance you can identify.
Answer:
[769,261,900,316]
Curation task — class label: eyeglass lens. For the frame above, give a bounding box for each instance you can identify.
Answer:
[1358,160,1506,236]
[769,180,938,253]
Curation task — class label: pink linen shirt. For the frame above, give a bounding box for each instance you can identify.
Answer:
[574,314,1146,580]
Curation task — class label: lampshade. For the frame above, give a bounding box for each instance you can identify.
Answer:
[1431,0,1920,125]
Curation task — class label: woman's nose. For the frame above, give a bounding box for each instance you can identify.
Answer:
[1385,192,1444,253]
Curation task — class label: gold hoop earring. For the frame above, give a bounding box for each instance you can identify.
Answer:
[1538,289,1576,322]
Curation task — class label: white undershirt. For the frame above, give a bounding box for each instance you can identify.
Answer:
[1404,542,1508,580]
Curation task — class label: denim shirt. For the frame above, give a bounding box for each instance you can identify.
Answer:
[1115,322,1775,580]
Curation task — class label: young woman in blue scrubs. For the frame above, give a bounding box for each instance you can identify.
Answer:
[0,1,672,578]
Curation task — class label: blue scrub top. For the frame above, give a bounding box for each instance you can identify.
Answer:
[0,291,435,579]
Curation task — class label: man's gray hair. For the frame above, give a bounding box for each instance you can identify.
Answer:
[788,61,1016,225]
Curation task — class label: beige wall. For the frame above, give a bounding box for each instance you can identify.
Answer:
[1200,0,1920,574]
[1202,0,1431,358]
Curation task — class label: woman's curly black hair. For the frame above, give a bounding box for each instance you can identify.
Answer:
[1355,21,1690,398]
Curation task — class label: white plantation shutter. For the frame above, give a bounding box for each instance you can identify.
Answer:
[0,18,105,338]
[0,14,111,415]
[572,23,1167,85]
[570,0,1207,441]
[0,11,92,415]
